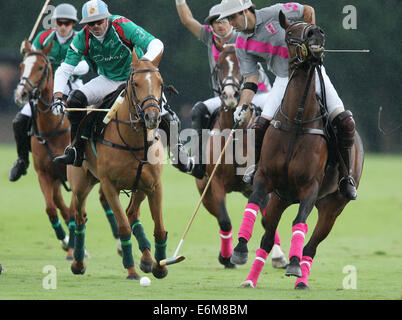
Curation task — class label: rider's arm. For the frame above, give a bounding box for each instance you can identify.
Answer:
[302,5,315,24]
[175,0,202,38]
[72,60,90,76]
[238,74,259,106]
[142,38,164,61]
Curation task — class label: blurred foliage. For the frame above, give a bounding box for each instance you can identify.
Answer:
[0,0,400,152]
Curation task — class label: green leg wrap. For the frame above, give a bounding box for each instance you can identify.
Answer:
[49,216,66,241]
[120,234,134,269]
[74,223,86,262]
[102,203,119,239]
[67,218,76,249]
[131,220,151,253]
[154,232,168,263]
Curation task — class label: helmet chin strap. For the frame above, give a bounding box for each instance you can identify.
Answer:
[243,10,248,31]
[212,26,234,40]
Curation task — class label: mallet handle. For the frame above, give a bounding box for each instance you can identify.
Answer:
[28,0,51,42]
[65,108,111,112]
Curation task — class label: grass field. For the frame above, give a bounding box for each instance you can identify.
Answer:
[0,144,401,300]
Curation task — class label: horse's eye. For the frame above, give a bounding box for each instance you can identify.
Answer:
[38,67,44,71]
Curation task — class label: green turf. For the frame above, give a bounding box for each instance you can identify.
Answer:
[0,144,401,300]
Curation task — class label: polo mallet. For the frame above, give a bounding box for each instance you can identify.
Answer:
[159,106,246,266]
[28,0,52,42]
[324,49,370,53]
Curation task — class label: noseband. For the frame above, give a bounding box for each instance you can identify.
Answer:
[18,51,51,111]
[285,22,325,68]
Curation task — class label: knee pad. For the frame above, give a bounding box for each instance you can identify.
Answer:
[333,110,355,148]
[191,101,210,130]
[67,90,88,108]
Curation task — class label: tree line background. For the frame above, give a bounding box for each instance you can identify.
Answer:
[0,0,400,153]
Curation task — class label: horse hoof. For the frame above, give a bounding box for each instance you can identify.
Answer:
[152,262,168,279]
[71,262,86,275]
[231,241,248,265]
[271,255,288,269]
[140,260,153,273]
[65,256,73,261]
[60,236,69,251]
[218,253,237,269]
[285,257,302,277]
[240,280,255,288]
[295,282,309,290]
[126,274,141,280]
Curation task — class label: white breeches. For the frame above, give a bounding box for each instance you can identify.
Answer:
[261,66,344,121]
[80,75,168,115]
[21,78,84,117]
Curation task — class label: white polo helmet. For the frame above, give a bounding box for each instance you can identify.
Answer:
[204,4,221,25]
[52,3,78,22]
[80,0,111,24]
[218,0,254,20]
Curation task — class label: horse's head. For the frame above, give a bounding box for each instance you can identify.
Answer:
[14,39,53,107]
[279,11,325,68]
[129,49,163,130]
[214,43,243,110]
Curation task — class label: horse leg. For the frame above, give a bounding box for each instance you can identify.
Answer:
[37,172,68,252]
[53,183,75,259]
[232,175,271,265]
[126,191,153,273]
[146,182,168,279]
[294,192,348,290]
[69,168,95,275]
[100,179,139,279]
[99,186,120,255]
[286,182,320,278]
[198,179,236,269]
[241,194,289,288]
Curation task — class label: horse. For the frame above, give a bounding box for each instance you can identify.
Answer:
[236,12,364,289]
[195,44,287,269]
[13,40,122,259]
[67,49,168,280]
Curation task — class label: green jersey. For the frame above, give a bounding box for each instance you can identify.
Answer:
[33,29,78,72]
[65,15,155,81]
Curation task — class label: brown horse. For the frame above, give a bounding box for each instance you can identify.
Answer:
[68,49,168,280]
[236,13,364,289]
[13,40,121,259]
[195,45,287,269]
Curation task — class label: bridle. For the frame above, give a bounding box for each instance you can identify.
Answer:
[18,51,52,112]
[285,22,325,69]
[127,66,163,122]
[213,50,244,110]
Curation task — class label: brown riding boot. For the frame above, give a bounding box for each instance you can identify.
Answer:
[332,110,357,200]
[243,116,271,184]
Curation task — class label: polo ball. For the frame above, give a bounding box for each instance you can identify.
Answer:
[140,276,151,287]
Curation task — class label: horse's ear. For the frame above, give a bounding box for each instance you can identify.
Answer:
[279,10,289,30]
[24,39,32,53]
[132,48,141,69]
[42,39,53,56]
[214,40,224,52]
[151,51,163,68]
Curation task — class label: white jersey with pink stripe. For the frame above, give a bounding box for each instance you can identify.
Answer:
[236,3,304,78]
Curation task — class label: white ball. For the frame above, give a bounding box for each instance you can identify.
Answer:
[140,276,151,287]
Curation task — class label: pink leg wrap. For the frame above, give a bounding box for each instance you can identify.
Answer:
[288,223,308,260]
[295,256,313,287]
[245,248,269,287]
[219,229,233,258]
[238,203,260,241]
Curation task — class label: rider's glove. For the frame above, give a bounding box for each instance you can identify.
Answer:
[233,104,249,126]
[51,98,66,116]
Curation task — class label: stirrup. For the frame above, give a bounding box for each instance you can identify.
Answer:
[242,165,257,185]
[53,146,83,167]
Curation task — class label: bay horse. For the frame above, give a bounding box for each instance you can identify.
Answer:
[195,45,287,269]
[68,50,168,280]
[13,40,121,259]
[237,13,364,289]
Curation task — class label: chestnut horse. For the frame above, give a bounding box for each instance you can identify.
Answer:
[195,45,287,269]
[237,13,364,289]
[68,50,168,280]
[14,40,121,259]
